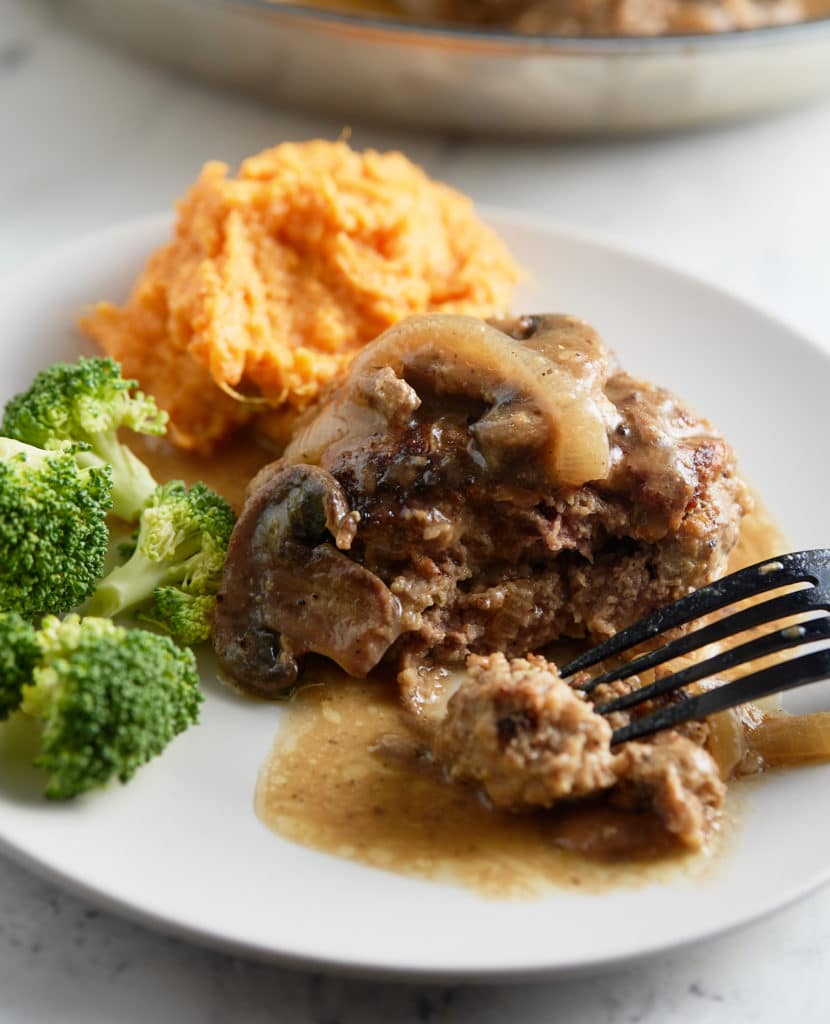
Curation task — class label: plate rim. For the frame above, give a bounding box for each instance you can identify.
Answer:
[1,211,829,981]
[4,205,825,366]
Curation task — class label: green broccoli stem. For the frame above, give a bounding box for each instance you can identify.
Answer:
[0,437,52,465]
[85,557,183,618]
[76,438,157,523]
[85,534,205,618]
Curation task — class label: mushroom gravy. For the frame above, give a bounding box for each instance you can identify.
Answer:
[255,669,704,897]
[250,496,781,897]
[130,434,785,896]
[128,432,274,513]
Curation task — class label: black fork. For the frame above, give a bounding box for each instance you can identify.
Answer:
[559,550,830,745]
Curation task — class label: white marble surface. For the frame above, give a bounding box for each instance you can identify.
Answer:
[2,0,830,1019]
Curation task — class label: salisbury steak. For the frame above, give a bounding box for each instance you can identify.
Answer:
[213,313,750,696]
[425,652,725,849]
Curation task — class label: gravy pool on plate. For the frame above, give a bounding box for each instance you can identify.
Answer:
[130,419,789,898]
[251,494,786,898]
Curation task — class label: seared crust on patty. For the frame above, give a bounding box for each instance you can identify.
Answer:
[213,313,750,693]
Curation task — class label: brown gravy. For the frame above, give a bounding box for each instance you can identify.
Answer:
[727,486,788,576]
[253,497,784,898]
[128,433,275,513]
[254,669,718,897]
[131,433,786,897]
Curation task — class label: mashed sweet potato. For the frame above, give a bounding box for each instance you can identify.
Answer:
[80,141,520,453]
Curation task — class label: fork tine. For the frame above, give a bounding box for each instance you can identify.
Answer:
[574,586,830,694]
[611,647,830,745]
[559,550,828,679]
[596,615,830,715]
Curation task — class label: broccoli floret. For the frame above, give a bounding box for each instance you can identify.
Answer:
[1,356,167,522]
[0,438,112,618]
[137,590,218,648]
[20,615,202,800]
[86,480,235,645]
[0,612,41,721]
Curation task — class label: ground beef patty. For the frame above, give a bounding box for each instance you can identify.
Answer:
[212,312,750,697]
[433,653,618,807]
[426,652,725,849]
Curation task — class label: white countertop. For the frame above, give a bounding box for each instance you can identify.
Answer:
[3,0,830,1020]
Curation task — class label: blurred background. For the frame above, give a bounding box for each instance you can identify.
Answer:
[3,0,830,342]
[2,1,830,1021]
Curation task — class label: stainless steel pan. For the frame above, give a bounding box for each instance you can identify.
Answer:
[58,0,830,135]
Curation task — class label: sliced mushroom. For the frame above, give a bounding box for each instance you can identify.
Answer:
[212,464,403,697]
[283,313,619,486]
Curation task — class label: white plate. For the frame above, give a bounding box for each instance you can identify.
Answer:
[1,213,829,981]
